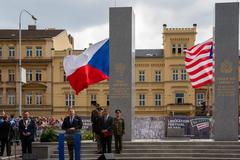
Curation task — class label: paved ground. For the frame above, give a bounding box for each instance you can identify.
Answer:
[0,144,21,160]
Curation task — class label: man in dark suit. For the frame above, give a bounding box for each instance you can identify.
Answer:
[62,108,83,160]
[0,115,14,156]
[18,111,36,155]
[91,103,100,141]
[100,108,113,153]
[93,106,104,153]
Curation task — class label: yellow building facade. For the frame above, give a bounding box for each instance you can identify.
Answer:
[0,24,215,118]
[51,24,213,118]
[0,25,73,117]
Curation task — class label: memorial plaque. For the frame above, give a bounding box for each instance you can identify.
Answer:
[214,2,239,141]
[109,7,135,141]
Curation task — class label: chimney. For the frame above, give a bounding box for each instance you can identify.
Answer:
[68,34,74,48]
[28,25,36,30]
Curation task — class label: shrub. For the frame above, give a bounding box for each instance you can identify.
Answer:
[40,128,58,142]
[82,131,93,140]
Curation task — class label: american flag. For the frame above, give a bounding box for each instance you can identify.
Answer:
[185,39,214,88]
[196,122,209,130]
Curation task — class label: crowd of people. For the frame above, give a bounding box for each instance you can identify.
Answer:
[0,112,64,157]
[0,105,125,159]
[0,111,37,157]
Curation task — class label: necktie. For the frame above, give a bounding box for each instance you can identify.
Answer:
[24,120,28,129]
[105,117,107,123]
[70,117,73,124]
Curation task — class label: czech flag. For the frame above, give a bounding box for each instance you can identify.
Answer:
[63,39,109,94]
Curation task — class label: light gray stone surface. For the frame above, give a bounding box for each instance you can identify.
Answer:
[133,117,165,139]
[109,7,135,141]
[214,2,239,141]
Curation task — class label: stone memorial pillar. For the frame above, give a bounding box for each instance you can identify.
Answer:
[214,2,239,141]
[109,7,135,141]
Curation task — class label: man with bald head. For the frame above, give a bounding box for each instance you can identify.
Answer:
[18,111,36,155]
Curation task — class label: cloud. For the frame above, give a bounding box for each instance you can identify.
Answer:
[0,0,112,31]
[133,0,213,49]
[0,0,239,49]
[71,23,109,49]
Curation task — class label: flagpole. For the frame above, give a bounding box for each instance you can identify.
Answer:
[207,85,210,116]
[209,26,215,139]
[69,50,73,109]
[212,26,215,116]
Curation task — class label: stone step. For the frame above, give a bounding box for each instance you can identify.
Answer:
[113,153,240,158]
[49,141,240,160]
[79,158,240,160]
[54,148,240,154]
[40,141,240,146]
[83,142,240,145]
[51,152,240,158]
[69,145,240,149]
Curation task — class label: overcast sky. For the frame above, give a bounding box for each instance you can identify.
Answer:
[1,0,238,49]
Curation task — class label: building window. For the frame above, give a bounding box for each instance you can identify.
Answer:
[183,44,187,51]
[26,69,32,81]
[0,47,2,57]
[196,93,205,106]
[65,93,75,107]
[107,95,109,106]
[91,94,97,106]
[155,94,161,106]
[26,93,32,105]
[8,70,15,81]
[172,70,178,80]
[155,71,161,82]
[36,93,42,105]
[139,94,145,106]
[181,69,187,80]
[26,47,32,57]
[176,93,184,104]
[139,70,145,82]
[8,95,15,105]
[64,71,67,82]
[177,44,182,54]
[172,44,176,54]
[8,47,15,57]
[36,47,42,57]
[36,70,42,81]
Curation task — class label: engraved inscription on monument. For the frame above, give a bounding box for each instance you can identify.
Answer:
[111,63,130,99]
[216,77,236,97]
[220,59,232,73]
[216,59,235,97]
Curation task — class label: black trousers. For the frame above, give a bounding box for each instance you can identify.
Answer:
[114,135,123,152]
[21,139,32,154]
[0,139,11,156]
[101,136,112,153]
[67,142,74,160]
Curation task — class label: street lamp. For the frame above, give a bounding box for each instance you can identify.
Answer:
[19,9,37,116]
